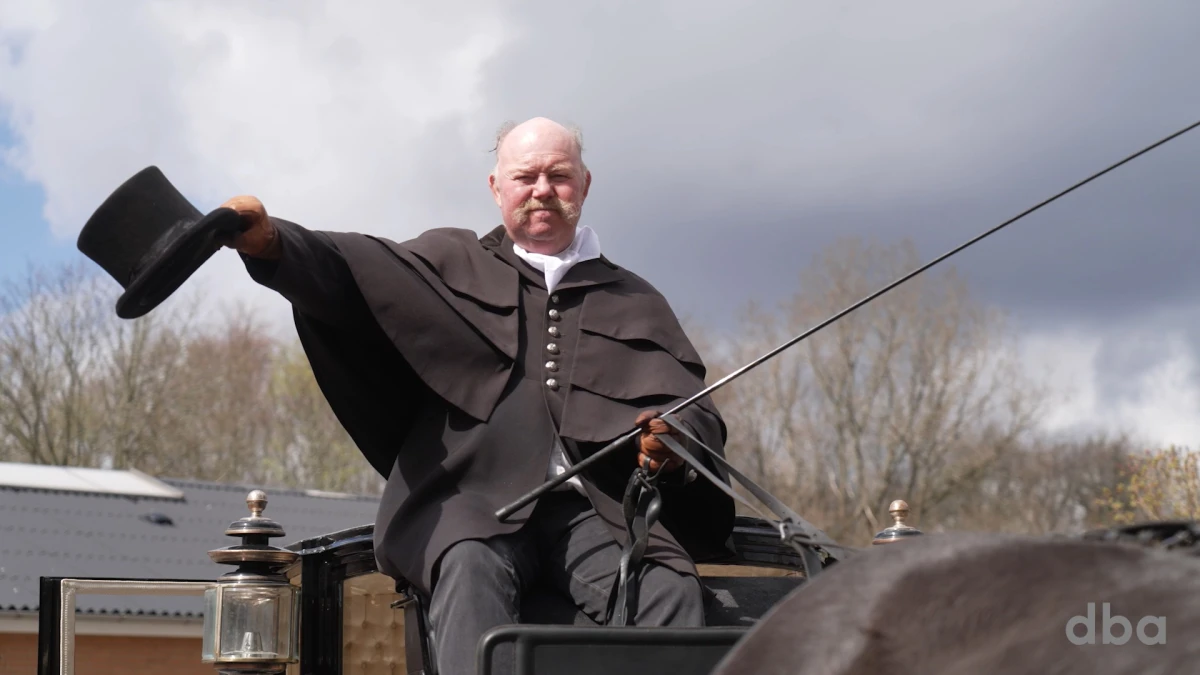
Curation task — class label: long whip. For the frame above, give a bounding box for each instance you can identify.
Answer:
[496,118,1200,522]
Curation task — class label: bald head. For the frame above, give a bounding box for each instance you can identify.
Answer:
[492,117,586,172]
[488,117,592,255]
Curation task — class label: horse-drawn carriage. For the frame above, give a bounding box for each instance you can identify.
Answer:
[36,486,922,675]
[35,483,1200,675]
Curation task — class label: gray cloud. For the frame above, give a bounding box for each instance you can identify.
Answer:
[450,0,1200,332]
[462,0,1200,444]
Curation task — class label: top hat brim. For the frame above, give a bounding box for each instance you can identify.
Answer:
[113,207,243,319]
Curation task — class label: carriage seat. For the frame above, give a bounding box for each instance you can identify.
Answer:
[395,516,813,675]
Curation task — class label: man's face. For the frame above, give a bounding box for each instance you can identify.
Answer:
[489,122,591,255]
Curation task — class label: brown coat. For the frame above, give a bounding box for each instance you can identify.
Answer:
[243,219,736,595]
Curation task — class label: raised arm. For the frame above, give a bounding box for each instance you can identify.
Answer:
[220,195,365,327]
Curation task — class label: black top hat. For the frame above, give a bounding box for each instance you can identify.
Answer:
[77,166,243,319]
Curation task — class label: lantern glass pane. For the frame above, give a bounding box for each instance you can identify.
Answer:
[218,584,299,661]
[201,587,218,661]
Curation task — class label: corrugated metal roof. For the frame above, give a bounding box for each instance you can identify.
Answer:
[0,468,380,619]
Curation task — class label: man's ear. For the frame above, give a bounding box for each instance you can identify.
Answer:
[489,172,502,207]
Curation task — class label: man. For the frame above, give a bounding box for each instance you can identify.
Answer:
[221,117,735,674]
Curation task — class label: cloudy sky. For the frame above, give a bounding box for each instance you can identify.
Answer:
[2,0,1198,448]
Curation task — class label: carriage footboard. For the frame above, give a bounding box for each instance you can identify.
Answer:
[476,625,749,675]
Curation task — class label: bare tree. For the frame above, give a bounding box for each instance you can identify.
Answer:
[709,237,1048,545]
[0,261,111,465]
[0,259,382,494]
[151,306,279,482]
[261,342,384,495]
[87,295,200,473]
[935,432,1133,535]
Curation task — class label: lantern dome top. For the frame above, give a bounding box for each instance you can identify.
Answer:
[223,489,287,540]
[208,490,298,567]
[872,498,924,545]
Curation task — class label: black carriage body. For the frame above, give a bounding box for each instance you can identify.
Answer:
[37,515,810,675]
[286,515,809,675]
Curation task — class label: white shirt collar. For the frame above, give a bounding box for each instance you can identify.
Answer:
[511,225,602,293]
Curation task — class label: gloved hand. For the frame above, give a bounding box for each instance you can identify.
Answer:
[634,410,684,473]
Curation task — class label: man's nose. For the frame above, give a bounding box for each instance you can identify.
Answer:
[532,174,553,198]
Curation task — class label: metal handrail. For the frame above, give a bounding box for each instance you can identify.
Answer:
[43,578,213,675]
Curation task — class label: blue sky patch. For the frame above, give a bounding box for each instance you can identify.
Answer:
[0,123,82,284]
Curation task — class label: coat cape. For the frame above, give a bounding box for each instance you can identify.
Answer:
[245,219,737,592]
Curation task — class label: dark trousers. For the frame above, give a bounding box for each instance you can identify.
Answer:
[426,490,705,675]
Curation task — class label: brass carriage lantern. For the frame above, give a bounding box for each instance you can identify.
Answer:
[872,499,924,545]
[202,490,301,674]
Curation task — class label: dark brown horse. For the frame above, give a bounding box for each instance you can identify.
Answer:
[712,532,1200,675]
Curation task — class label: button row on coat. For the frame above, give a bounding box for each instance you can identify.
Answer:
[547,296,562,389]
